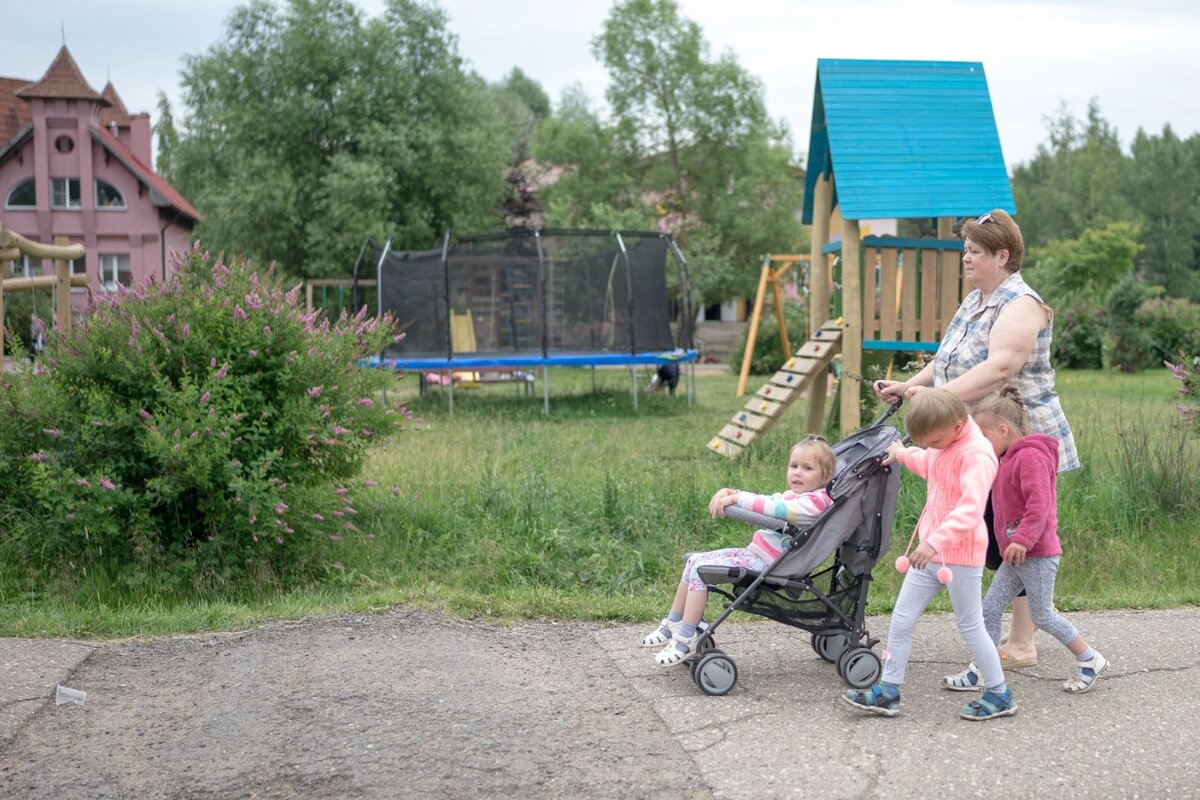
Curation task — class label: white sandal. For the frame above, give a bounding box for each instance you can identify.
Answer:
[1063,652,1109,693]
[655,631,699,666]
[641,618,679,647]
[943,662,984,691]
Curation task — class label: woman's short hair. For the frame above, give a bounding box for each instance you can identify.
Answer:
[792,434,838,485]
[905,389,968,440]
[974,385,1030,436]
[961,208,1024,273]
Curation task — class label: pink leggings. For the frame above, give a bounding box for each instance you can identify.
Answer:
[681,547,768,591]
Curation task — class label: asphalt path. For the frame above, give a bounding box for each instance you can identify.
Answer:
[2,606,1198,798]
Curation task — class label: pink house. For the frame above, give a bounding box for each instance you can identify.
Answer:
[0,46,200,293]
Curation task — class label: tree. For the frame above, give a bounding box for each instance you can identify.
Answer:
[1011,99,1135,249]
[1128,124,1200,299]
[153,91,179,179]
[585,0,806,303]
[168,0,512,279]
[1025,221,1142,305]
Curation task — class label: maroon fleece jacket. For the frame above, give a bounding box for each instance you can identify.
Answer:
[991,433,1062,557]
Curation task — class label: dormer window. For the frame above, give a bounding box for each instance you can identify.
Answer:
[5,179,36,209]
[95,179,126,209]
[51,177,82,209]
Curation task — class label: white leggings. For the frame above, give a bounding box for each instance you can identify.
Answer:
[881,562,1005,689]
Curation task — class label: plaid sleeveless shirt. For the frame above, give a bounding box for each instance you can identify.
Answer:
[933,272,1080,472]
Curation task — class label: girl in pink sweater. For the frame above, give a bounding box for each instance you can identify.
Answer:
[642,436,836,666]
[841,389,1015,720]
[943,386,1108,694]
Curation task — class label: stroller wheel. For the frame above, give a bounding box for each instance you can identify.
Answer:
[688,634,718,678]
[812,632,851,664]
[693,652,738,696]
[838,646,882,689]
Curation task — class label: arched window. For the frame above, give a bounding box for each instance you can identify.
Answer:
[5,179,36,209]
[95,179,126,209]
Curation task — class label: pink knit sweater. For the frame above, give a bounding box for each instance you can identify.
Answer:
[895,416,998,567]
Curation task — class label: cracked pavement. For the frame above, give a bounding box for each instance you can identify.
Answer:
[2,606,1199,798]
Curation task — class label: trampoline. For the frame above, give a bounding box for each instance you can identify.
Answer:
[356,229,698,414]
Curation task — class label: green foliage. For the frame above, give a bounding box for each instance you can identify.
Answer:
[1134,296,1200,359]
[1103,275,1158,372]
[0,248,403,595]
[1128,124,1200,299]
[1025,222,1141,305]
[1166,357,1200,434]
[167,0,514,278]
[727,302,807,375]
[1050,296,1106,369]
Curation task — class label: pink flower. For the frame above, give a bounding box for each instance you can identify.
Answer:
[390,486,401,496]
[99,477,116,490]
[249,515,257,525]
[248,350,258,358]
[363,480,377,488]
[312,513,325,521]
[180,323,191,338]
[274,502,288,514]
[329,535,342,542]
[28,452,48,463]
[332,426,350,436]
[200,392,211,406]
[334,487,349,496]
[77,479,90,488]
[332,561,344,571]
[356,398,374,408]
[66,513,76,522]
[43,428,62,437]
[210,357,217,368]
[307,386,323,399]
[263,325,271,336]
[275,537,284,545]
[138,408,152,420]
[215,364,228,380]
[233,305,248,321]
[344,522,357,531]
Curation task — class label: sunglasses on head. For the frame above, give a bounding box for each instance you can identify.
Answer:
[976,213,994,225]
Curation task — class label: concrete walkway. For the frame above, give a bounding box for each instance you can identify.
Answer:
[2,607,1198,798]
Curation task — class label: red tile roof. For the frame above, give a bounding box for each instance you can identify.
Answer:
[99,82,132,128]
[15,46,106,103]
[0,76,33,144]
[91,125,202,222]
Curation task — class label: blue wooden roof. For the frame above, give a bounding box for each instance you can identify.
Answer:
[802,59,1016,223]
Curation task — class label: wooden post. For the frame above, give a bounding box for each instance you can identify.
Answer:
[736,255,772,397]
[936,217,959,336]
[806,173,834,434]
[840,218,862,435]
[53,236,72,332]
[769,261,791,357]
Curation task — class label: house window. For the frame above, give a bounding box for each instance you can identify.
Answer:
[95,179,126,209]
[51,178,82,209]
[55,135,75,154]
[5,179,36,209]
[8,255,41,277]
[99,254,132,292]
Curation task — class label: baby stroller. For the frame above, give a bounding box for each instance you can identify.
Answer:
[687,406,903,696]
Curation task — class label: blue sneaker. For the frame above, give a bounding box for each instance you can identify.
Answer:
[841,682,901,717]
[960,687,1017,721]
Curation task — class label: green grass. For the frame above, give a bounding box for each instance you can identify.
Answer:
[3,365,1199,638]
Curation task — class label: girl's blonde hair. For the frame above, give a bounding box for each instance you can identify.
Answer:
[904,389,968,441]
[974,385,1029,436]
[792,434,837,485]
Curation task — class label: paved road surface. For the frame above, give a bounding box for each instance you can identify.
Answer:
[2,607,1198,798]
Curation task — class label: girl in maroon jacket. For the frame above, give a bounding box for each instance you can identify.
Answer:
[944,386,1109,694]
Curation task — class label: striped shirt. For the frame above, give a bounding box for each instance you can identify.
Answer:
[737,488,834,562]
[933,272,1080,472]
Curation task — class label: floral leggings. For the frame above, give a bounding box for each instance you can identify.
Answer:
[680,547,768,592]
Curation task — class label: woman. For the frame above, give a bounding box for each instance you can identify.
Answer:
[874,209,1078,668]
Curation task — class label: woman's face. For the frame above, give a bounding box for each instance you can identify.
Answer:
[962,237,1009,291]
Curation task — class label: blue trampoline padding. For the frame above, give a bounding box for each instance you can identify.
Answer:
[360,349,699,371]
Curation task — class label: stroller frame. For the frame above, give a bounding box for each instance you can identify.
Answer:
[685,405,903,696]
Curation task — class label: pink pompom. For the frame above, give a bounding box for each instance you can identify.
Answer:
[894,555,910,574]
[937,566,953,585]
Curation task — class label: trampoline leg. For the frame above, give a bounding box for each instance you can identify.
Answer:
[688,361,696,409]
[447,370,454,417]
[631,365,638,411]
[542,366,549,415]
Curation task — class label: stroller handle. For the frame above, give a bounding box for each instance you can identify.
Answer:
[722,505,788,532]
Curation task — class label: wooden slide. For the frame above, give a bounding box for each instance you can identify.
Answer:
[706,321,842,458]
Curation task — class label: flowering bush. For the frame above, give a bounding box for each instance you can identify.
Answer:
[0,246,406,591]
[1167,355,1200,434]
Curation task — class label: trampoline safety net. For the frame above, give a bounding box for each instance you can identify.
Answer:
[362,230,692,359]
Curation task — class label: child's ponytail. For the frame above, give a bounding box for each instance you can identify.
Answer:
[975,384,1029,435]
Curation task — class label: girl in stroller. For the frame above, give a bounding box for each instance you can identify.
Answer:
[642,435,837,666]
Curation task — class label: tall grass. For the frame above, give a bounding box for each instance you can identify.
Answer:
[2,366,1198,637]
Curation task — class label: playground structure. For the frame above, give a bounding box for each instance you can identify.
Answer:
[0,223,89,369]
[355,228,698,414]
[708,58,1017,456]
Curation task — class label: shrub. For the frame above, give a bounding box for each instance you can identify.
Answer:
[0,246,405,594]
[1051,295,1106,369]
[1135,296,1200,360]
[1167,355,1200,434]
[1103,276,1157,372]
[727,302,808,375]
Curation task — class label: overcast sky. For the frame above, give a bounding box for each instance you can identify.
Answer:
[8,0,1200,172]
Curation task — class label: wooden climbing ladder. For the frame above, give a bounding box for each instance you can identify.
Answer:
[707,321,842,458]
